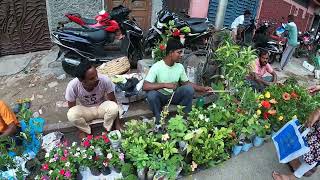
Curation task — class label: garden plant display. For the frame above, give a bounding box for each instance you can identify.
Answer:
[3,38,320,180]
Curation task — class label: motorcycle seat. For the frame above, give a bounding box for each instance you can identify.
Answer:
[190,23,208,33]
[60,28,107,43]
[185,18,207,25]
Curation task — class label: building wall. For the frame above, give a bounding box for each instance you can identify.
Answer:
[258,0,315,32]
[46,0,103,32]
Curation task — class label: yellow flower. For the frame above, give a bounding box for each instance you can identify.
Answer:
[258,95,265,100]
[264,125,270,129]
[256,109,262,115]
[292,115,297,119]
[278,116,284,121]
[258,104,262,108]
[265,92,271,99]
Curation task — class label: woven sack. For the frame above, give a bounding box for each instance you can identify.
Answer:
[97,56,130,76]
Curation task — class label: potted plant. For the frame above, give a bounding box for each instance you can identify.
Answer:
[253,120,271,147]
[167,114,188,154]
[108,149,125,173]
[121,163,135,178]
[108,130,122,149]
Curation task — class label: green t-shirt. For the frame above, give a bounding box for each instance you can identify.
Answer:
[285,22,298,47]
[145,60,189,95]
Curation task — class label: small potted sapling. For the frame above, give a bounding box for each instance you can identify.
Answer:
[135,152,149,180]
[108,130,121,149]
[253,120,270,147]
[167,113,188,155]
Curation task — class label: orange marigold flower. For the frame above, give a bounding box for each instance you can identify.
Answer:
[282,92,291,101]
[268,109,277,115]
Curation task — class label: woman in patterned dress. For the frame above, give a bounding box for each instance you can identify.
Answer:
[272,85,320,180]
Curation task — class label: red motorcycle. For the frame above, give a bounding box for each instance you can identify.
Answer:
[58,10,120,33]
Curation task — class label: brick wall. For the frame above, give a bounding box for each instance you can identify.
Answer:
[258,0,314,32]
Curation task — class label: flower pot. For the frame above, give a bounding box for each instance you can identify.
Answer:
[178,141,187,155]
[241,142,253,152]
[110,166,121,173]
[76,171,83,180]
[253,136,264,147]
[137,168,146,180]
[232,145,243,156]
[147,169,155,180]
[101,166,111,175]
[108,130,122,149]
[90,167,101,176]
[153,171,168,180]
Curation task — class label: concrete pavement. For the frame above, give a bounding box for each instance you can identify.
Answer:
[182,141,320,180]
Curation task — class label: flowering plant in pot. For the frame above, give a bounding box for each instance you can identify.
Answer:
[106,149,125,173]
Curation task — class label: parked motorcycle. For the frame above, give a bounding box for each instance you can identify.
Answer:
[143,8,213,55]
[254,21,285,63]
[51,3,143,76]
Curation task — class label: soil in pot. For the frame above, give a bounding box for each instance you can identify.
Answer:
[101,166,111,175]
[90,167,101,176]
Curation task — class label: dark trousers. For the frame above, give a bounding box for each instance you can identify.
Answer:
[146,85,195,124]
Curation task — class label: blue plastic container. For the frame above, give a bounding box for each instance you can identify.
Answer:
[253,136,264,147]
[232,145,243,156]
[242,142,253,152]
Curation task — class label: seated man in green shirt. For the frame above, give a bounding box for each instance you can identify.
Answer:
[143,38,212,128]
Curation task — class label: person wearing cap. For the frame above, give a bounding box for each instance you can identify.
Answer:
[231,10,252,42]
[143,38,213,129]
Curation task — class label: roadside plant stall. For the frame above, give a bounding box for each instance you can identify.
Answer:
[2,39,320,180]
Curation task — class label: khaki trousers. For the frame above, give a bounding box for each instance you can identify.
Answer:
[67,101,119,134]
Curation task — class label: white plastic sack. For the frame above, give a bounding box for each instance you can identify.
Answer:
[41,132,64,152]
[272,119,310,163]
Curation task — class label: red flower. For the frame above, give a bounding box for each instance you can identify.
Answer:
[95,135,101,140]
[94,156,99,161]
[263,112,269,120]
[87,135,93,141]
[172,29,180,37]
[83,140,90,148]
[290,92,299,99]
[60,169,65,175]
[236,108,242,113]
[261,100,271,109]
[61,156,67,161]
[102,135,110,143]
[159,44,166,51]
[41,164,49,171]
[282,92,291,101]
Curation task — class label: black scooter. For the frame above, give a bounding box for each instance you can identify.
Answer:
[51,4,143,76]
[143,8,213,55]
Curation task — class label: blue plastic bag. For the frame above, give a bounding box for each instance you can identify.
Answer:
[272,119,310,163]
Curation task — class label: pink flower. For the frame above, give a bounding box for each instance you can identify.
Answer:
[63,140,68,147]
[64,150,68,157]
[83,140,90,148]
[41,175,49,180]
[64,170,71,178]
[61,156,67,161]
[59,169,65,175]
[87,135,93,141]
[41,163,49,170]
[119,153,125,161]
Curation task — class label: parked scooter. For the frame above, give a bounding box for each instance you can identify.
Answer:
[51,2,143,76]
[143,8,213,55]
[254,21,285,63]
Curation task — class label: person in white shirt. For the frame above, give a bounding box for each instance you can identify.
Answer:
[231,10,251,42]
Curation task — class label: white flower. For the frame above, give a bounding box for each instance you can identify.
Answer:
[161,133,170,141]
[88,156,92,160]
[49,158,55,163]
[74,152,80,157]
[45,152,50,158]
[67,147,71,150]
[82,154,87,158]
[80,149,86,154]
[198,114,205,120]
[49,170,53,175]
[77,147,81,151]
[90,146,94,149]
[205,118,210,122]
[211,103,217,108]
[35,175,40,180]
[107,153,113,159]
[72,142,77,147]
[65,162,70,167]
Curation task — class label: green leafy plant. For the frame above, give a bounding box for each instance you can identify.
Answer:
[167,115,187,141]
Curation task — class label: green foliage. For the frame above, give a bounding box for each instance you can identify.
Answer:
[167,115,187,140]
[121,163,135,177]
